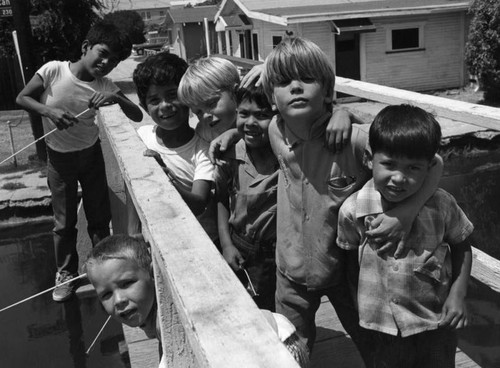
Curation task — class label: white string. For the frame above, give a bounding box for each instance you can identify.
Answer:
[0,273,88,313]
[86,315,112,355]
[0,108,90,165]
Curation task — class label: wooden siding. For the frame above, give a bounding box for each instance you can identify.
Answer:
[301,22,336,64]
[364,12,466,91]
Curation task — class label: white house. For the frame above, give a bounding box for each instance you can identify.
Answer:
[215,0,472,91]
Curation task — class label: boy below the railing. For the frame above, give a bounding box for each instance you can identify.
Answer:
[85,234,167,367]
[16,21,143,303]
[132,52,218,245]
[337,104,473,367]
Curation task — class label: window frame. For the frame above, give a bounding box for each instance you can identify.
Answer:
[385,22,425,53]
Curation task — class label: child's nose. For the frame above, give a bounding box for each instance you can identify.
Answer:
[392,172,407,183]
[289,80,303,93]
[113,291,127,308]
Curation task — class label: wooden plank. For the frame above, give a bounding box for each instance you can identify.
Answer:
[471,247,500,294]
[99,105,300,368]
[123,324,159,368]
[336,77,500,131]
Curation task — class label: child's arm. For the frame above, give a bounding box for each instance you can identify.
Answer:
[439,237,472,329]
[325,107,352,152]
[217,202,244,271]
[16,74,79,129]
[366,154,444,258]
[89,90,143,122]
[208,128,242,164]
[168,172,211,216]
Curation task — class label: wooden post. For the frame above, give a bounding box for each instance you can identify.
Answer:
[11,0,46,161]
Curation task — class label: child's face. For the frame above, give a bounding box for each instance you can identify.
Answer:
[236,99,274,149]
[145,83,190,131]
[272,79,330,123]
[191,90,237,132]
[370,152,432,204]
[88,258,155,328]
[81,42,121,78]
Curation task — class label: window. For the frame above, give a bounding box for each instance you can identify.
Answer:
[272,36,282,48]
[252,33,259,60]
[159,11,164,17]
[386,24,424,52]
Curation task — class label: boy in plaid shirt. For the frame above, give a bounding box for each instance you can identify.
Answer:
[337,104,473,368]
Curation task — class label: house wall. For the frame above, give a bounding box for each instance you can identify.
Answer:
[363,12,467,91]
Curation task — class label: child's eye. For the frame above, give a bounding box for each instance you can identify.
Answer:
[147,98,160,105]
[256,111,274,120]
[99,291,112,301]
[301,77,316,83]
[238,111,249,118]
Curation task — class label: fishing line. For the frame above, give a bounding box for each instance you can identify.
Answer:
[86,315,112,355]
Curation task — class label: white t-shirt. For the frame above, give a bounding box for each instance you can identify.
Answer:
[137,125,218,241]
[37,60,119,152]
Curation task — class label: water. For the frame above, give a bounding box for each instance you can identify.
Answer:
[0,222,129,368]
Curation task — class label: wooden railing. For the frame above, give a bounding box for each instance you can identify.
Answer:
[97,74,500,367]
[98,107,300,368]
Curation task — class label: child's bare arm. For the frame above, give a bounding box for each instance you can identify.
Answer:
[89,90,143,122]
[439,237,472,329]
[208,128,242,164]
[367,154,444,258]
[325,107,352,152]
[217,202,244,271]
[171,177,212,216]
[16,74,78,129]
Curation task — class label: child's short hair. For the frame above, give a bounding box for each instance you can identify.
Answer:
[262,37,335,103]
[235,81,273,111]
[85,234,152,273]
[369,104,442,161]
[178,57,240,108]
[86,21,132,62]
[133,52,188,108]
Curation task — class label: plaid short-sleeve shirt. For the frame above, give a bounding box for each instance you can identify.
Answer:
[337,180,474,337]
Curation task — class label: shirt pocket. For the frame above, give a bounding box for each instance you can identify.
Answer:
[414,243,450,284]
[326,176,357,208]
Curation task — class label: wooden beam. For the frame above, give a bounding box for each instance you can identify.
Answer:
[336,77,500,131]
[471,246,500,294]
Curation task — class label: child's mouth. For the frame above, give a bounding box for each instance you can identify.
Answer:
[119,309,136,320]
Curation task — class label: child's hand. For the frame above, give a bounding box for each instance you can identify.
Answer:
[365,213,410,258]
[88,91,116,109]
[47,107,79,130]
[325,108,352,153]
[144,149,178,183]
[439,293,468,329]
[208,128,242,164]
[240,64,264,88]
[223,244,245,271]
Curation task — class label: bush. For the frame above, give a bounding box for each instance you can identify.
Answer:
[465,0,500,103]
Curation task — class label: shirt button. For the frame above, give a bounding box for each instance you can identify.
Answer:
[393,265,399,272]
[304,179,309,185]
[392,298,399,304]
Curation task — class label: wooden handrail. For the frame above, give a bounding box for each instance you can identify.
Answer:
[98,107,300,368]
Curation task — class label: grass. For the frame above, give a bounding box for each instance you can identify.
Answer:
[0,110,45,174]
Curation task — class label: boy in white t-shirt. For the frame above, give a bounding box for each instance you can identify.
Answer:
[132,52,217,243]
[16,21,143,302]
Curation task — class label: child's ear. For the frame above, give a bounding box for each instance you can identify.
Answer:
[365,150,374,170]
[81,40,90,55]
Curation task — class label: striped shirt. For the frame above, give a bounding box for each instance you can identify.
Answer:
[337,180,473,337]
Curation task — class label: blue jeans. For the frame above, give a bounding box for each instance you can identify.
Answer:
[276,270,373,366]
[47,141,111,274]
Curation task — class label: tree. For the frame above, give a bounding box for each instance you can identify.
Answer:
[465,0,500,103]
[103,10,146,45]
[30,0,103,62]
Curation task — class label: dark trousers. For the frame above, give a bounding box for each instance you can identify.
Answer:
[47,141,111,274]
[366,328,457,368]
[276,270,373,366]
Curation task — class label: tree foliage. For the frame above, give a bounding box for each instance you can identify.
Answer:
[465,0,500,103]
[0,0,103,63]
[103,10,146,45]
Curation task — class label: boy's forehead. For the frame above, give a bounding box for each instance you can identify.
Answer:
[375,151,431,164]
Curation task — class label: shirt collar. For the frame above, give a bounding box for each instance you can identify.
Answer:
[355,179,385,219]
[235,140,258,179]
[281,112,331,147]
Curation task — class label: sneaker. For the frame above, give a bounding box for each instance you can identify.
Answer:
[52,271,80,302]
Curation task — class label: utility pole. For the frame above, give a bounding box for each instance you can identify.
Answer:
[11,0,46,161]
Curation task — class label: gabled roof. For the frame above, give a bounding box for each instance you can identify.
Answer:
[216,0,470,25]
[168,5,219,23]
